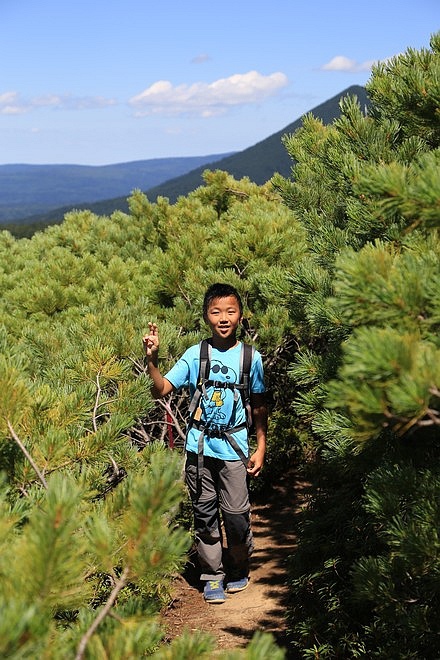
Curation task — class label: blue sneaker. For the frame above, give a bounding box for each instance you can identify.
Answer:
[226,577,249,593]
[203,579,226,603]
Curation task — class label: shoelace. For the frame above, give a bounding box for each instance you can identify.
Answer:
[208,580,222,590]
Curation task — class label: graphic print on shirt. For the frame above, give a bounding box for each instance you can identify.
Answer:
[206,360,238,424]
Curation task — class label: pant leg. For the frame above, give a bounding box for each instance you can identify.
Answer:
[218,460,254,580]
[185,452,225,581]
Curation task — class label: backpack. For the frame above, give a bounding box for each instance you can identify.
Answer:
[186,339,255,471]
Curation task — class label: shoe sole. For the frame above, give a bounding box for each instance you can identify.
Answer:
[226,582,249,594]
[205,597,226,604]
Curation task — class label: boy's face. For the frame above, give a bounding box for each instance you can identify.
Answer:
[205,295,242,344]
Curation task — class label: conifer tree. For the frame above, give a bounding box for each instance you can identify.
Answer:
[273,32,440,657]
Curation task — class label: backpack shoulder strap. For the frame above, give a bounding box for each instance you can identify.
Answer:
[187,339,211,420]
[239,343,255,396]
[199,339,211,384]
[239,343,255,430]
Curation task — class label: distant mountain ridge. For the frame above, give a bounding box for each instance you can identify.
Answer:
[0,154,233,224]
[2,85,369,235]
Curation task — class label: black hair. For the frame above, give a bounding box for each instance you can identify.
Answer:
[202,282,243,318]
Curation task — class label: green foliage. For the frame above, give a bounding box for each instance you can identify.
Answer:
[274,33,440,658]
[1,33,438,656]
[0,166,303,656]
[0,450,190,658]
[368,33,440,148]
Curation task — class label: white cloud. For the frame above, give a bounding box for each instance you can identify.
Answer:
[322,56,375,72]
[129,70,289,117]
[0,91,117,115]
[0,91,27,115]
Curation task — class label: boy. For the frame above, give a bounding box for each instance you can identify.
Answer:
[143,283,267,604]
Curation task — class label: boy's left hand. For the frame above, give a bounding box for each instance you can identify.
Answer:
[247,450,264,477]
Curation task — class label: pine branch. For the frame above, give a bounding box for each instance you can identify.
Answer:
[127,355,145,375]
[225,187,249,199]
[384,405,440,436]
[157,398,186,441]
[96,398,117,409]
[108,455,120,476]
[7,420,48,490]
[426,408,440,425]
[92,371,102,433]
[175,394,188,425]
[75,565,129,660]
[159,418,167,443]
[177,284,192,307]
[233,262,249,277]
[130,423,152,445]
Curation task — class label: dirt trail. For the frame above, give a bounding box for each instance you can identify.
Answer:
[162,471,305,656]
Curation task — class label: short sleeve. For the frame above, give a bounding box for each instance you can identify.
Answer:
[164,348,192,391]
[250,350,265,394]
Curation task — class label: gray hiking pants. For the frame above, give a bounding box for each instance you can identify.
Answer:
[185,451,254,582]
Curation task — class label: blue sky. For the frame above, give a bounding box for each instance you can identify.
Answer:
[1,0,438,165]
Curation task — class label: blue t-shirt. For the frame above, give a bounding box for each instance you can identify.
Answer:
[165,342,265,460]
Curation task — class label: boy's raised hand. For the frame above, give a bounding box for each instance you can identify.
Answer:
[143,322,159,357]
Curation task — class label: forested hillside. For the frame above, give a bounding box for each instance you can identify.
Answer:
[0,154,231,224]
[0,33,438,659]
